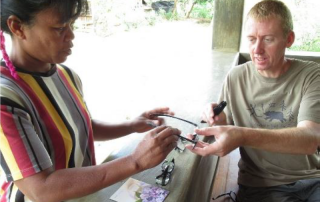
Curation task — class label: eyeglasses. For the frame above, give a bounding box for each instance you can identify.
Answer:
[212,191,238,202]
[155,158,175,186]
[152,114,199,149]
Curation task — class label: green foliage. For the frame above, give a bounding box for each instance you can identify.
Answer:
[88,0,165,36]
[191,3,213,19]
[290,37,320,52]
[189,0,214,19]
[287,0,320,52]
[159,10,179,21]
[148,15,158,26]
[77,0,216,36]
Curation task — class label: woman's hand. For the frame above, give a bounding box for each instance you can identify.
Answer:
[130,107,174,133]
[131,126,180,170]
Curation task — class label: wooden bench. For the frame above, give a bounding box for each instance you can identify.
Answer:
[211,149,240,201]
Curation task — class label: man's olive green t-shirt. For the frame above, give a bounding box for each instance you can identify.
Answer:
[218,59,320,187]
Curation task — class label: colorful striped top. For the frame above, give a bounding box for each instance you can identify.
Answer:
[0,62,96,202]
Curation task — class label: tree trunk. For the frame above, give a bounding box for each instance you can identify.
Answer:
[172,0,179,15]
[186,1,197,18]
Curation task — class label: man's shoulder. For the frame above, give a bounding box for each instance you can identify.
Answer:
[290,58,320,76]
[291,58,320,70]
[228,61,254,78]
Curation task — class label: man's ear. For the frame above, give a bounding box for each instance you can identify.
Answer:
[7,15,26,39]
[286,31,295,48]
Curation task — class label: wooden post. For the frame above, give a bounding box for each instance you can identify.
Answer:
[212,0,244,51]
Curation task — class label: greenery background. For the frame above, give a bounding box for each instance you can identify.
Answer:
[82,0,319,52]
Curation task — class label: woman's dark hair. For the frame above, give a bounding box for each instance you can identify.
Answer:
[0,0,88,80]
[1,0,89,34]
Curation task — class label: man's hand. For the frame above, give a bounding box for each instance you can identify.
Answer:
[185,126,243,157]
[202,103,227,126]
[130,107,174,133]
[131,126,179,171]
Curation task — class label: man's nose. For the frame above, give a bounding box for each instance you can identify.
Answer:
[253,40,264,54]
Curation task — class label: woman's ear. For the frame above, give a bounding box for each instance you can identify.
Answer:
[286,31,295,48]
[7,15,26,39]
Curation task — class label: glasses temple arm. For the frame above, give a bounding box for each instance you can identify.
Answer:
[152,114,199,127]
[176,134,197,144]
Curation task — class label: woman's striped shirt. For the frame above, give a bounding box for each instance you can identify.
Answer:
[0,62,96,202]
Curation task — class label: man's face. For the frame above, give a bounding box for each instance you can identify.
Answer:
[22,8,75,65]
[245,16,294,77]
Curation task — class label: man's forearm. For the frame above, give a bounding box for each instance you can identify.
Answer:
[241,124,320,155]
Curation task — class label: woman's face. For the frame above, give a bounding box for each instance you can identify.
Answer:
[21,8,75,65]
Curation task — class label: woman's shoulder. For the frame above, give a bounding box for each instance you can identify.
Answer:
[56,64,84,94]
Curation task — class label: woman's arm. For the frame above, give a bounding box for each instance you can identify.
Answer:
[15,126,179,202]
[92,107,174,141]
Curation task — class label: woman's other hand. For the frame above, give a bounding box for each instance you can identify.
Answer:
[131,126,180,170]
[130,107,174,133]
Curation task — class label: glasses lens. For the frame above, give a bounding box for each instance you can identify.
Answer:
[155,173,171,186]
[161,159,175,172]
[155,167,171,186]
[156,159,174,186]
[175,145,185,153]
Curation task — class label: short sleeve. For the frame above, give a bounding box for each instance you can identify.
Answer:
[0,103,53,182]
[298,65,320,123]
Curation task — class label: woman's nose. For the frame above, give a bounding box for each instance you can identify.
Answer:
[65,25,75,42]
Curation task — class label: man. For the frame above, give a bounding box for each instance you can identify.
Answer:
[186,0,320,201]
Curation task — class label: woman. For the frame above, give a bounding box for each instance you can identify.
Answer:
[0,1,179,201]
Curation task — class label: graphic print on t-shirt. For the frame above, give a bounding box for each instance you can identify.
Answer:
[247,99,296,129]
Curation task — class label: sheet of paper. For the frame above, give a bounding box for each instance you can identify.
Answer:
[110,178,169,202]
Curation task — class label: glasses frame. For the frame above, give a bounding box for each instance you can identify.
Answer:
[212,191,238,202]
[152,114,199,148]
[155,158,175,186]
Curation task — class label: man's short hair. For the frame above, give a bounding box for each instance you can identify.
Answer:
[247,0,293,36]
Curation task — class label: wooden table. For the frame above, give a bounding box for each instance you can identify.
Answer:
[67,51,238,202]
[68,118,218,202]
